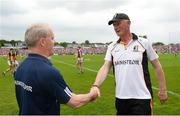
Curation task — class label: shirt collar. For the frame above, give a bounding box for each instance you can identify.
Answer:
[117,33,138,43]
[28,53,52,65]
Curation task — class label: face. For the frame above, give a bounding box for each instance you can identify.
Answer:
[112,20,130,37]
[44,33,55,57]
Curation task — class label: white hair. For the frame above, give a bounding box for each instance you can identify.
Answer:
[25,23,53,47]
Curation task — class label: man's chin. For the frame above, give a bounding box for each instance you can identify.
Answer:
[50,52,54,56]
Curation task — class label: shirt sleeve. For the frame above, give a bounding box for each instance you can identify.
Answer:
[104,43,114,61]
[54,73,72,104]
[146,39,159,61]
[45,69,72,104]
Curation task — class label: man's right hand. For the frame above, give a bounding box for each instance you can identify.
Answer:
[89,86,100,102]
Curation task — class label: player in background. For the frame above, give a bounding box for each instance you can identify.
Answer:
[2,48,14,76]
[76,46,84,74]
[2,48,19,77]
[12,49,19,74]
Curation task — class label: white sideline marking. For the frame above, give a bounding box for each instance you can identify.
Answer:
[53,59,180,97]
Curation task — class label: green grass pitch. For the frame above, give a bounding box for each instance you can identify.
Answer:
[0,54,180,115]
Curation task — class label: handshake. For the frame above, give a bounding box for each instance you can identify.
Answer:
[67,84,100,108]
[89,85,100,102]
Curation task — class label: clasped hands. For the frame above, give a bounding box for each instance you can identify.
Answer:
[88,85,100,102]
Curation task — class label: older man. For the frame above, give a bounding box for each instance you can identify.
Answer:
[91,13,168,115]
[14,23,97,115]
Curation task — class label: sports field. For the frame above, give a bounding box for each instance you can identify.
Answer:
[0,54,180,115]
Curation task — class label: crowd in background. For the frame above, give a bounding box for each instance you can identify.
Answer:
[0,47,107,56]
[153,44,180,54]
[54,47,107,55]
[0,44,180,56]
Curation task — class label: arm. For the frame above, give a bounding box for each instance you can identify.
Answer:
[90,60,112,99]
[93,60,112,87]
[151,59,168,103]
[68,49,112,105]
[66,92,98,108]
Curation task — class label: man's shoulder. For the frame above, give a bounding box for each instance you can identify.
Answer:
[137,37,151,48]
[19,57,52,72]
[108,41,117,48]
[138,37,148,43]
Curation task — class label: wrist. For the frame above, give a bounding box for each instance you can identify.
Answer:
[92,84,99,88]
[159,89,167,93]
[159,89,167,91]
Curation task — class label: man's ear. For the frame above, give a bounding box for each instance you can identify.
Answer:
[39,38,46,47]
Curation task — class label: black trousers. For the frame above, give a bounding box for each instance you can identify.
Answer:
[115,98,152,115]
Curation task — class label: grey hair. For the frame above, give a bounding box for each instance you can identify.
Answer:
[25,23,53,47]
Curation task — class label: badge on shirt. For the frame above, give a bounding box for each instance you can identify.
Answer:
[133,45,139,52]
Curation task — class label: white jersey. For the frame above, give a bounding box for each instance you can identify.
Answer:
[105,33,158,99]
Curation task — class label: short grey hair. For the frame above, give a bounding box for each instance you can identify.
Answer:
[25,23,53,47]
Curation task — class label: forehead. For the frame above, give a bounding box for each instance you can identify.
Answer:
[112,20,129,25]
[113,20,126,23]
